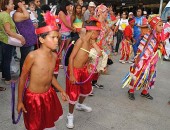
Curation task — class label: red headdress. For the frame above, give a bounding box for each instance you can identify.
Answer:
[148,14,162,30]
[35,11,59,35]
[85,17,102,31]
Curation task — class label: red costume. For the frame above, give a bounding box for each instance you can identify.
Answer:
[66,66,92,104]
[120,25,133,61]
[24,87,63,130]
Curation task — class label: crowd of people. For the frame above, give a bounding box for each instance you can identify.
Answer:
[0,0,170,129]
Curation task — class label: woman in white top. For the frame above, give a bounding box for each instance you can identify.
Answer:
[113,11,129,55]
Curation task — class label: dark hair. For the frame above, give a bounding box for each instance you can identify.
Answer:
[0,0,10,11]
[60,0,72,15]
[28,1,35,7]
[84,20,98,31]
[37,22,49,39]
[72,4,82,17]
[41,4,51,13]
[14,0,25,10]
[128,18,134,23]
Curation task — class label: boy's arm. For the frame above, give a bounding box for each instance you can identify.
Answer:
[69,39,82,84]
[17,52,35,113]
[52,76,68,101]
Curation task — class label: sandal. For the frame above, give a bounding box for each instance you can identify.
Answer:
[0,87,6,91]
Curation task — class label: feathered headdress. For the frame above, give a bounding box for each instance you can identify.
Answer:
[35,11,59,35]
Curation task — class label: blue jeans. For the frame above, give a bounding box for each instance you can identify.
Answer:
[0,41,14,81]
[133,36,142,56]
[20,46,34,75]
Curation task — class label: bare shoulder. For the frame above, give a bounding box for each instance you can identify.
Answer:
[27,50,36,60]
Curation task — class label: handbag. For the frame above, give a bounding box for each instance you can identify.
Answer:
[8,35,23,47]
[3,25,23,47]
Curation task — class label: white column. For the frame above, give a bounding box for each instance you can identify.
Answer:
[159,0,164,15]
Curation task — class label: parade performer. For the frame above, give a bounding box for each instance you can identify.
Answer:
[163,16,170,61]
[17,12,68,130]
[119,18,135,64]
[122,15,166,100]
[90,4,110,92]
[133,8,148,56]
[66,20,102,129]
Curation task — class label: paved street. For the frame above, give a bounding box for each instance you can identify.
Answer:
[0,55,170,130]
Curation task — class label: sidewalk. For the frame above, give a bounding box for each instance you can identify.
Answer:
[0,56,170,130]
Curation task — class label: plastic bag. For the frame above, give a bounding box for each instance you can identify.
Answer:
[10,57,19,73]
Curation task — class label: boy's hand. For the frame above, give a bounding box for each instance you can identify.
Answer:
[17,102,27,114]
[70,75,77,84]
[60,91,69,101]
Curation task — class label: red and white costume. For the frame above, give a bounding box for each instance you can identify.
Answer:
[120,25,133,61]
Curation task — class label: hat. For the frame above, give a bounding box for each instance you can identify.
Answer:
[95,4,108,16]
[89,2,96,7]
[143,11,147,15]
[35,11,59,35]
[129,12,133,15]
[148,14,162,29]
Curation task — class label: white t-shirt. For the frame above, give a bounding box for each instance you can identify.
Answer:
[27,10,38,23]
[116,19,129,31]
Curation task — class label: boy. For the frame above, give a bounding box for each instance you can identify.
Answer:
[66,20,102,129]
[119,18,135,64]
[17,12,68,130]
[124,15,166,100]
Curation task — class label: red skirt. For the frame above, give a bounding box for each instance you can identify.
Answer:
[23,87,63,130]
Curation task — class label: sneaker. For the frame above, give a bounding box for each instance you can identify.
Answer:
[75,103,92,112]
[92,83,104,89]
[141,93,153,100]
[66,114,74,129]
[127,61,133,64]
[119,60,125,64]
[128,91,135,100]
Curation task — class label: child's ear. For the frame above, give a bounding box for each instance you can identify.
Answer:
[39,37,45,44]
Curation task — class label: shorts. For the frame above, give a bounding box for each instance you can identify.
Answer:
[61,32,71,40]
[23,87,63,130]
[66,66,92,104]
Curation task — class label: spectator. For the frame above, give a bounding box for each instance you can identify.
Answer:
[13,0,37,74]
[34,0,44,26]
[113,11,129,55]
[83,1,96,25]
[0,0,25,85]
[128,12,134,19]
[82,6,86,15]
[71,4,83,41]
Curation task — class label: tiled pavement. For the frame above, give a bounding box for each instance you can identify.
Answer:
[0,55,170,130]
